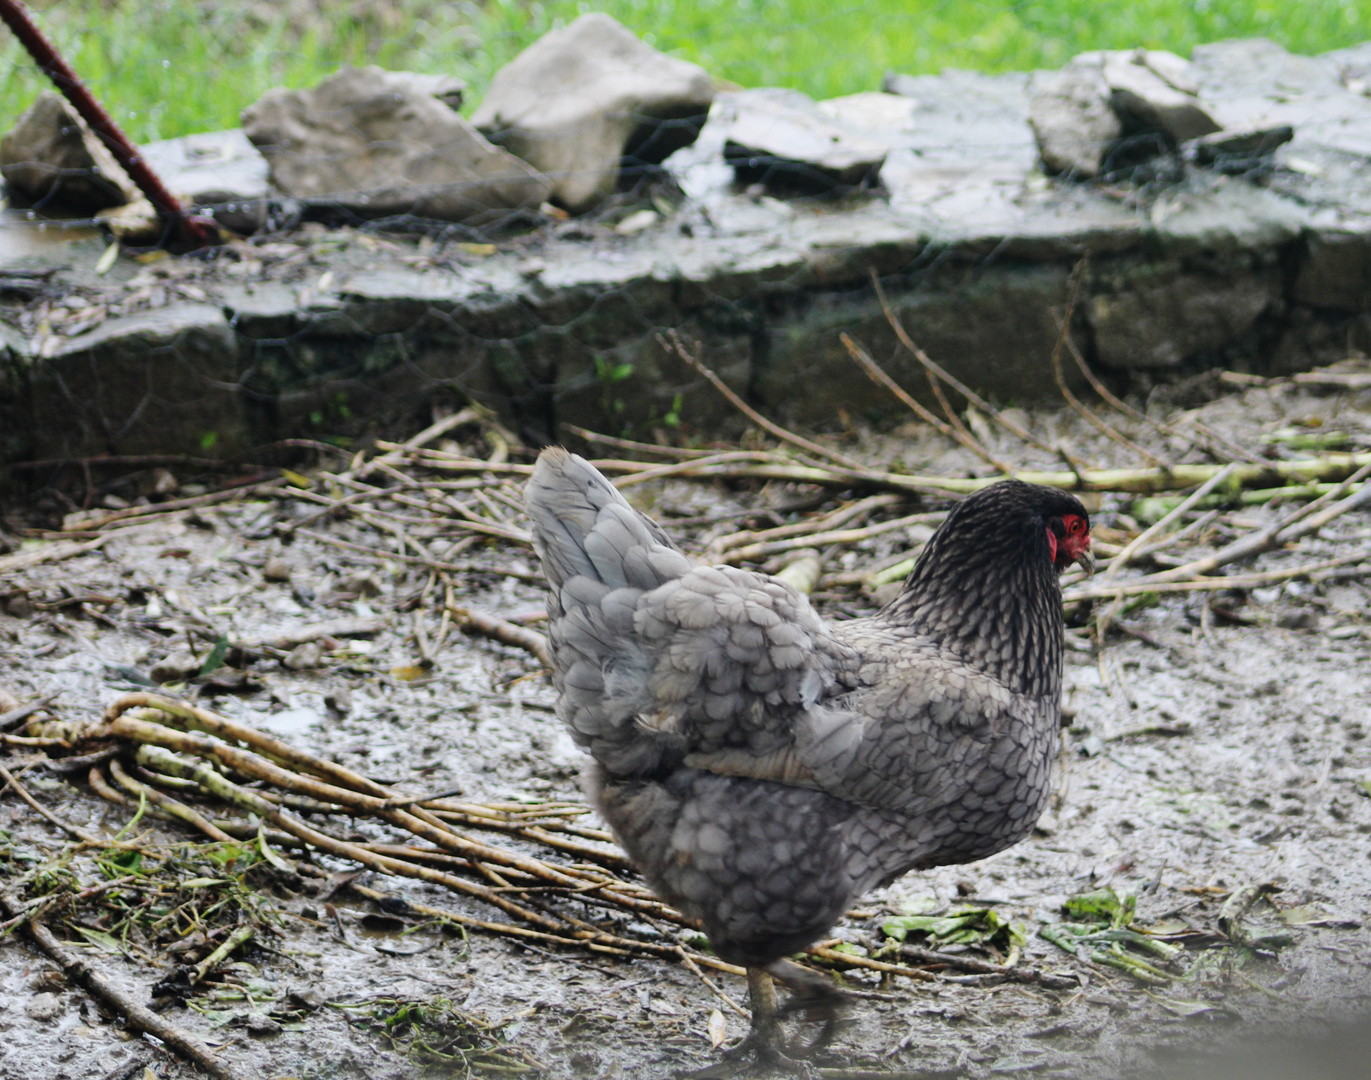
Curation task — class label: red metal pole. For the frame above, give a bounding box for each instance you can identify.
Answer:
[0,0,218,249]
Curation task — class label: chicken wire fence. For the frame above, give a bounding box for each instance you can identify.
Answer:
[2,0,1371,478]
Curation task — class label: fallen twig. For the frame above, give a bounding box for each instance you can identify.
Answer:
[189,922,256,987]
[707,493,905,558]
[0,535,109,575]
[295,528,540,581]
[58,477,286,534]
[1049,306,1166,468]
[882,940,1079,990]
[1137,459,1371,586]
[563,425,719,460]
[0,889,247,1080]
[841,332,1008,470]
[661,329,865,470]
[1101,471,1236,579]
[0,692,62,732]
[870,269,1055,455]
[1065,549,1371,603]
[719,511,944,565]
[448,605,551,668]
[1061,333,1263,465]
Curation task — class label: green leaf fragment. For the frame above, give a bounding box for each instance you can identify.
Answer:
[1064,886,1136,929]
[882,905,1025,949]
[200,634,230,676]
[72,926,125,954]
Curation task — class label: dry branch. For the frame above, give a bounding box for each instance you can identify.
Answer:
[1049,310,1166,468]
[563,425,719,460]
[841,332,1006,469]
[720,511,944,564]
[58,477,286,533]
[1098,464,1240,582]
[869,269,1054,455]
[0,535,108,575]
[1065,549,1371,603]
[1062,334,1262,465]
[448,606,552,668]
[707,493,905,558]
[0,892,248,1080]
[661,330,865,470]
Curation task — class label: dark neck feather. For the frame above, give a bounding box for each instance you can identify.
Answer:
[881,508,1064,699]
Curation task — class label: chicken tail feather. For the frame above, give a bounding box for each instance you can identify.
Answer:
[524,447,693,775]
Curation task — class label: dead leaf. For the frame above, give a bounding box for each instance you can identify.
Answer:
[707,1008,727,1048]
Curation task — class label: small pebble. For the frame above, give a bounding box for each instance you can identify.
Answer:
[25,991,62,1021]
[289,986,326,1011]
[4,593,34,618]
[150,651,202,683]
[342,571,382,597]
[284,641,325,670]
[264,557,292,583]
[324,686,352,715]
[150,467,179,496]
[245,1014,282,1037]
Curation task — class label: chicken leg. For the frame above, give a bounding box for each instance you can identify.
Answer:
[690,962,849,1078]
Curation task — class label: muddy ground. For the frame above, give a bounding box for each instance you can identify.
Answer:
[1,370,1370,1080]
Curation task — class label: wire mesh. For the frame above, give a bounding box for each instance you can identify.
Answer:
[1,0,1369,477]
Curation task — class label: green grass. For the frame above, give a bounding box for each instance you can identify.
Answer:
[3,0,1369,144]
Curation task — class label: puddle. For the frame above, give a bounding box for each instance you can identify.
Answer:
[254,704,324,738]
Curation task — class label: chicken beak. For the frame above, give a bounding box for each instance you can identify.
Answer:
[1076,548,1096,577]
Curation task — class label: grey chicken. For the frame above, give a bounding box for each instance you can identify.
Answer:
[524,449,1092,1070]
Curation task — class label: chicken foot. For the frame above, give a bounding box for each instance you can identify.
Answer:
[686,962,850,1079]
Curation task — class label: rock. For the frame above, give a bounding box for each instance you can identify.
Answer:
[263,557,292,583]
[340,571,382,597]
[28,303,246,461]
[24,992,62,1021]
[4,593,33,619]
[245,1013,282,1037]
[1029,50,1221,177]
[150,467,179,496]
[1277,608,1318,629]
[288,986,326,1011]
[719,88,889,192]
[378,71,466,112]
[1028,59,1122,177]
[324,686,352,716]
[1184,125,1293,170]
[471,13,714,213]
[0,91,135,212]
[201,668,257,695]
[242,65,551,225]
[1089,261,1279,369]
[1295,227,1371,312]
[150,651,202,683]
[1102,50,1222,143]
[284,641,324,671]
[140,128,271,235]
[613,208,658,235]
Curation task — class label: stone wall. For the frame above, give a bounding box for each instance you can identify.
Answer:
[2,38,1370,465]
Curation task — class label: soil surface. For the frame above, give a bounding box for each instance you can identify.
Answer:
[1,371,1370,1080]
